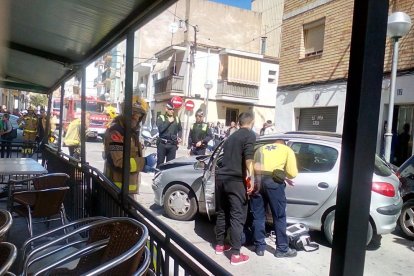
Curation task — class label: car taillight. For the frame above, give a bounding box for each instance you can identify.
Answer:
[372,182,395,197]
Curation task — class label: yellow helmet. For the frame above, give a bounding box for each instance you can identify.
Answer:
[121,96,149,115]
[105,106,117,119]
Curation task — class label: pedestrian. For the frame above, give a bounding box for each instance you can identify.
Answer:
[214,112,256,265]
[226,121,238,137]
[187,109,213,155]
[17,106,38,157]
[396,123,410,165]
[63,112,90,159]
[0,113,13,158]
[103,98,156,193]
[250,139,298,258]
[263,120,275,135]
[156,100,182,167]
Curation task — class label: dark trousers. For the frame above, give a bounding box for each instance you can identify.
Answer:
[0,140,12,158]
[215,178,248,255]
[250,176,289,253]
[156,142,177,167]
[190,147,206,156]
[68,146,80,159]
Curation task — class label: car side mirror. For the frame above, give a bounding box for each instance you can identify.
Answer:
[194,160,206,170]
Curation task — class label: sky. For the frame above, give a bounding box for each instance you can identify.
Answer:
[209,0,251,10]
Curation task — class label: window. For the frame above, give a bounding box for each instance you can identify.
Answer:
[302,18,325,58]
[268,70,277,84]
[291,142,338,172]
[225,108,239,126]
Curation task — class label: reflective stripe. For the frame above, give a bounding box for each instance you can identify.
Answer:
[24,129,37,133]
[130,158,137,172]
[114,181,137,191]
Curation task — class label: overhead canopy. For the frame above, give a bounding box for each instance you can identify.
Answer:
[0,0,176,94]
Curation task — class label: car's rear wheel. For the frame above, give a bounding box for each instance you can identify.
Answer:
[398,199,414,240]
[163,185,198,221]
[323,210,373,245]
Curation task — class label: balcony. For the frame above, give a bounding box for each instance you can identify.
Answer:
[154,75,184,95]
[217,80,259,100]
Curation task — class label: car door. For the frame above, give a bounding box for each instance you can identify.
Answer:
[285,140,340,218]
[202,140,225,220]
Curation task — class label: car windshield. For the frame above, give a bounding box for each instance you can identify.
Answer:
[374,155,392,177]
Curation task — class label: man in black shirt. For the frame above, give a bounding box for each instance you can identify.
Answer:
[214,112,256,266]
[156,101,182,167]
[187,109,213,155]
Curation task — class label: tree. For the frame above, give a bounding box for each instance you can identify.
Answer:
[29,93,48,109]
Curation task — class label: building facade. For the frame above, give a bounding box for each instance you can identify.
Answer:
[131,0,282,142]
[277,0,414,156]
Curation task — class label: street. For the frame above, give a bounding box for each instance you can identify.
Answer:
[81,141,414,276]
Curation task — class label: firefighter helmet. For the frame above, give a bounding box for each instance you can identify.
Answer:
[121,96,148,115]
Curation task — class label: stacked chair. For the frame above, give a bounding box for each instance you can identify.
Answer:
[0,210,17,275]
[19,217,150,276]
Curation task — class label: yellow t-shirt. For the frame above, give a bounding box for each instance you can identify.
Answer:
[255,143,298,179]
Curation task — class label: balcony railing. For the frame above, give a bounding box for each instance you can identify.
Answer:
[154,75,184,94]
[217,80,259,99]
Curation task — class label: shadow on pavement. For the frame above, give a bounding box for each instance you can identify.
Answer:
[194,215,216,247]
[148,203,164,216]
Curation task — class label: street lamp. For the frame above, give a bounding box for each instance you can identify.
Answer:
[138,83,146,98]
[384,12,412,163]
[204,80,213,122]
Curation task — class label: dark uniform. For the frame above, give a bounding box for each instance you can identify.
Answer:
[156,112,182,167]
[188,121,213,155]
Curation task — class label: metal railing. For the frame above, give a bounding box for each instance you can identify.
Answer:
[217,80,259,99]
[154,75,184,94]
[42,146,230,276]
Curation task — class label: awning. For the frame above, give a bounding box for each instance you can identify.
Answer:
[0,0,177,94]
[227,55,260,85]
[153,53,174,74]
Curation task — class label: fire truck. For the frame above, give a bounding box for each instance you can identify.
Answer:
[52,96,110,138]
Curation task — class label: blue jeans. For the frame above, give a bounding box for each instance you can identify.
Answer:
[250,176,288,253]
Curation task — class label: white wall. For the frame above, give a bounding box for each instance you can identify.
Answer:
[276,82,347,133]
[258,62,278,106]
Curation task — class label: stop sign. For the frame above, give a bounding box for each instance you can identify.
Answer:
[184,100,195,111]
[171,96,183,109]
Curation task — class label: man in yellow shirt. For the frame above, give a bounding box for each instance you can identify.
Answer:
[251,139,298,258]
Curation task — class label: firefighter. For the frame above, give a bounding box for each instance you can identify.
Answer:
[156,101,182,167]
[187,108,213,155]
[63,113,90,159]
[103,97,156,194]
[104,105,117,128]
[17,106,38,157]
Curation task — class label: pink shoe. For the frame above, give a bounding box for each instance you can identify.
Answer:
[215,244,232,255]
[230,253,249,265]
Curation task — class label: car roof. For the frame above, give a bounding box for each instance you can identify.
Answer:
[259,131,342,144]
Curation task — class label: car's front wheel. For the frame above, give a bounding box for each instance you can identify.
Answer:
[163,185,198,221]
[399,199,414,240]
[323,210,373,245]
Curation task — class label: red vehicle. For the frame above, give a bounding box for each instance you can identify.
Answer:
[52,96,110,138]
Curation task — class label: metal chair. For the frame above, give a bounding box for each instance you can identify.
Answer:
[0,242,17,276]
[12,187,70,237]
[0,210,13,242]
[20,217,150,276]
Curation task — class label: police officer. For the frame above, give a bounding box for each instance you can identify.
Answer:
[103,98,156,193]
[187,109,213,155]
[156,101,182,167]
[17,106,38,157]
[250,139,298,258]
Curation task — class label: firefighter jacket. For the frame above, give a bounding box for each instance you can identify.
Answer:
[18,114,38,141]
[187,122,213,149]
[63,118,81,147]
[103,118,145,192]
[156,114,182,142]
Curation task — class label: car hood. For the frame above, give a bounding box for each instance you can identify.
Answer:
[158,155,210,171]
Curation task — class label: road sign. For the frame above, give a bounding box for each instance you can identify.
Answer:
[171,96,183,109]
[184,100,195,111]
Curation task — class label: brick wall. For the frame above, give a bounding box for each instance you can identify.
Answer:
[279,0,414,88]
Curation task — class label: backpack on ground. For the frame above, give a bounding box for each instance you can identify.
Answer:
[286,223,319,252]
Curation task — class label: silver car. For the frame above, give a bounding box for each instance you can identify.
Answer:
[152,132,403,244]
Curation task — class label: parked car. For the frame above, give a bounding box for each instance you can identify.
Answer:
[0,113,24,144]
[396,155,414,239]
[152,132,402,244]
